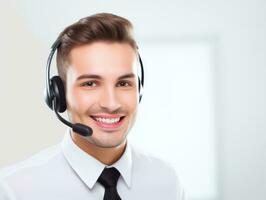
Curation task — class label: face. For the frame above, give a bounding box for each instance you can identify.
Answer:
[65,41,139,148]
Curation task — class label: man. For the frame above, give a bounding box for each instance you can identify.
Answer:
[0,13,184,199]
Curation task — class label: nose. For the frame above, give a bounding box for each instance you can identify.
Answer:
[99,86,121,112]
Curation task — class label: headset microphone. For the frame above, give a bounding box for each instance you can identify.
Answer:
[52,100,92,137]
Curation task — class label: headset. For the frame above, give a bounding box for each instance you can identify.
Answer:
[44,38,144,137]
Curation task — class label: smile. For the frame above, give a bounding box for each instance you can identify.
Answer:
[90,115,125,129]
[94,117,121,124]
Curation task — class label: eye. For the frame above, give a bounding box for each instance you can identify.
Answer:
[117,81,131,87]
[81,81,97,87]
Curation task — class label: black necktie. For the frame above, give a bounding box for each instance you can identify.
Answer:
[97,167,122,200]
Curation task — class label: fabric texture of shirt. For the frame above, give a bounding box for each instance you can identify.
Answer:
[0,130,184,200]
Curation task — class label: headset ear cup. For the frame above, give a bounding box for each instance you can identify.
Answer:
[139,94,143,103]
[50,76,67,113]
[138,77,142,103]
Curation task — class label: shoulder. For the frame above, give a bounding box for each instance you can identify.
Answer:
[129,144,185,199]
[130,144,180,183]
[0,180,16,200]
[131,144,176,174]
[0,144,61,178]
[0,144,70,188]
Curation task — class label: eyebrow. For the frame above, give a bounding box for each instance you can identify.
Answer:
[76,73,136,81]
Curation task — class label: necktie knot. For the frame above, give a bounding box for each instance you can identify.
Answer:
[97,167,121,189]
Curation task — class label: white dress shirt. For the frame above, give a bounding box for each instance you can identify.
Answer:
[0,130,184,200]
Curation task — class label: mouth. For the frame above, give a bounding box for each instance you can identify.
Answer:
[90,115,126,130]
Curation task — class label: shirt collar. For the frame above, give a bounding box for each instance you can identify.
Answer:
[61,129,132,189]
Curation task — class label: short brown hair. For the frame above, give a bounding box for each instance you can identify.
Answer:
[56,13,138,82]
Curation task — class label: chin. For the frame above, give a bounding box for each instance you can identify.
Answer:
[92,129,127,146]
[91,138,126,149]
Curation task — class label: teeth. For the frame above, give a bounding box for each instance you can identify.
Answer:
[94,117,120,124]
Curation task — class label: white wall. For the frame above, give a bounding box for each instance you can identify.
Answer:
[0,0,265,200]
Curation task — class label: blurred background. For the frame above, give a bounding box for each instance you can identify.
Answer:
[0,0,265,200]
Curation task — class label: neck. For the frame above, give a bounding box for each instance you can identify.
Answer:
[71,132,127,166]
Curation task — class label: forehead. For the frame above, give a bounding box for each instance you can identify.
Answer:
[67,41,138,79]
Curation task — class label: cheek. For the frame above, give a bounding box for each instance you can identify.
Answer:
[119,90,138,109]
[66,88,93,111]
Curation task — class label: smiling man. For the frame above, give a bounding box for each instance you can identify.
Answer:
[0,13,184,200]
[66,41,138,166]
